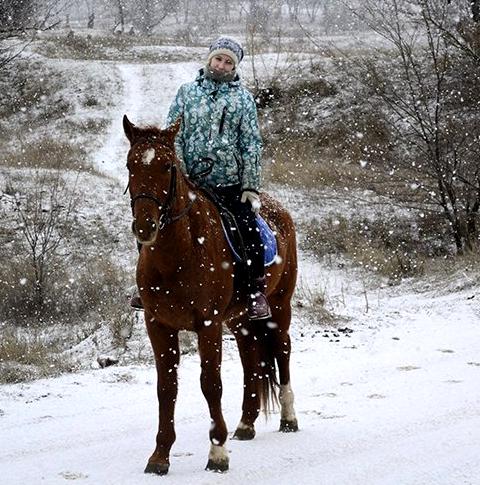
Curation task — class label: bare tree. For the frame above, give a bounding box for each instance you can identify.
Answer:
[14,171,78,312]
[133,0,176,35]
[429,0,480,62]
[348,0,480,253]
[0,0,69,69]
[304,0,325,22]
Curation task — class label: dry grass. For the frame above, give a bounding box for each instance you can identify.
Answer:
[300,215,451,281]
[294,278,335,325]
[0,232,131,326]
[263,136,385,190]
[0,327,74,383]
[259,70,392,190]
[36,32,204,63]
[0,137,88,170]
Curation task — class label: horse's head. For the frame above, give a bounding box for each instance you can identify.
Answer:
[123,115,181,245]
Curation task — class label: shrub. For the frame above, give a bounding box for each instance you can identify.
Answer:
[0,137,87,170]
[294,278,334,325]
[0,250,131,325]
[300,214,451,281]
[0,327,73,383]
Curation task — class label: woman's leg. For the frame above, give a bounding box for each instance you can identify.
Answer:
[215,186,271,320]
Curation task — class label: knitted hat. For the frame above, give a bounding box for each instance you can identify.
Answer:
[207,36,244,69]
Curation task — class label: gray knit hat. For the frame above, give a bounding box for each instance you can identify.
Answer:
[207,36,244,69]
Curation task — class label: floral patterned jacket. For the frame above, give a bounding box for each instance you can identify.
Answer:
[166,69,263,192]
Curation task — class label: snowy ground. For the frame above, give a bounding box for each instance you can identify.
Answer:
[1,282,479,484]
[1,42,480,485]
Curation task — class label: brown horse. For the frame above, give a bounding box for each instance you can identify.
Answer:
[123,115,298,475]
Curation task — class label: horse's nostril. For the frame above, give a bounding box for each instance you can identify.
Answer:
[146,219,157,231]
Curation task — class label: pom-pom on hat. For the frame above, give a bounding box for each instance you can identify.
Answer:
[207,36,244,69]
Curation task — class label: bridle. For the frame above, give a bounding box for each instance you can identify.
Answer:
[126,141,194,231]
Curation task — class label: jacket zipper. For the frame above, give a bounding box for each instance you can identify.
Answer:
[219,106,227,134]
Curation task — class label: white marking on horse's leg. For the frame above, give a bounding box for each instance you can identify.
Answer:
[208,443,228,463]
[236,421,252,431]
[279,382,296,421]
[142,148,155,165]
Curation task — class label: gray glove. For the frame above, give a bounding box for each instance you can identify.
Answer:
[241,190,261,215]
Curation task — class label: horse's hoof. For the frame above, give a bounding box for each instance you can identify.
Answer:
[232,426,256,440]
[205,458,229,473]
[144,462,169,475]
[279,418,299,433]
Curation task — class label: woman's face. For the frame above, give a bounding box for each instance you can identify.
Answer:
[209,54,235,73]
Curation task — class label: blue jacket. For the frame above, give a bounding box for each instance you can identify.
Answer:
[166,69,263,192]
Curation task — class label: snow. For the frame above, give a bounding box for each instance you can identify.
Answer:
[1,281,479,484]
[1,35,480,485]
[92,61,198,180]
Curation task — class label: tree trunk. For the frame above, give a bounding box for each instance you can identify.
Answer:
[117,0,125,33]
[473,1,480,22]
[465,210,479,251]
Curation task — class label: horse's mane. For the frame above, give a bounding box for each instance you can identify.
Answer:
[137,125,164,140]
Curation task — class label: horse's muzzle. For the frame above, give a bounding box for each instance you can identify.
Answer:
[132,218,158,245]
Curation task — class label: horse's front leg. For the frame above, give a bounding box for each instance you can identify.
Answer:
[230,319,261,440]
[144,317,180,475]
[197,324,229,472]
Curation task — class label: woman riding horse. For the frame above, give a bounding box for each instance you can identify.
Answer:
[131,36,270,320]
[123,36,298,475]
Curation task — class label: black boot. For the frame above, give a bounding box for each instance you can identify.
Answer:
[129,292,144,310]
[248,276,272,320]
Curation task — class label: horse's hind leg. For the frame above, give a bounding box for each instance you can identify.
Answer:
[144,320,180,475]
[270,296,299,432]
[197,324,229,472]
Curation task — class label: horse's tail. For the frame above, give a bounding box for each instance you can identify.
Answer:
[252,320,279,417]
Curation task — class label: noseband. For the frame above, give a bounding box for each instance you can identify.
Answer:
[128,147,194,231]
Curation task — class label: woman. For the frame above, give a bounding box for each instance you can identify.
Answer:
[165,36,271,320]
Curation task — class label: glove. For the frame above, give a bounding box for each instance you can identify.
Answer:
[241,190,261,215]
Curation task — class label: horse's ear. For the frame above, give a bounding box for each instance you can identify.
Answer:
[123,115,137,144]
[164,116,182,143]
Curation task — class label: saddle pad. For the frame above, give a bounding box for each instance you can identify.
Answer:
[221,215,278,267]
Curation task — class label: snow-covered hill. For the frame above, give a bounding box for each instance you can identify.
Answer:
[1,35,479,485]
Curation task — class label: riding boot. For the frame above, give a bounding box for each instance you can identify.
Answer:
[248,276,272,320]
[130,292,143,310]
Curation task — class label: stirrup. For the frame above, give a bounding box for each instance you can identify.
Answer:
[248,292,272,320]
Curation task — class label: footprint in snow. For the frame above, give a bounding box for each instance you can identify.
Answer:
[300,410,346,419]
[367,394,386,399]
[437,349,455,353]
[321,392,338,398]
[467,361,480,367]
[397,365,421,371]
[443,379,463,384]
[59,471,88,480]
[172,451,194,457]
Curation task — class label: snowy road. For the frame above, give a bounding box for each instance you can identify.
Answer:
[1,288,480,484]
[92,61,197,181]
[2,56,480,484]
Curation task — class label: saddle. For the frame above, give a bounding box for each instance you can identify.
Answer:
[200,188,278,267]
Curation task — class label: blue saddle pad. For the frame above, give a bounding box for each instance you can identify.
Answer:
[221,215,278,267]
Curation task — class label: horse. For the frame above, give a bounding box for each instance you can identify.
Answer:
[122,115,298,475]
